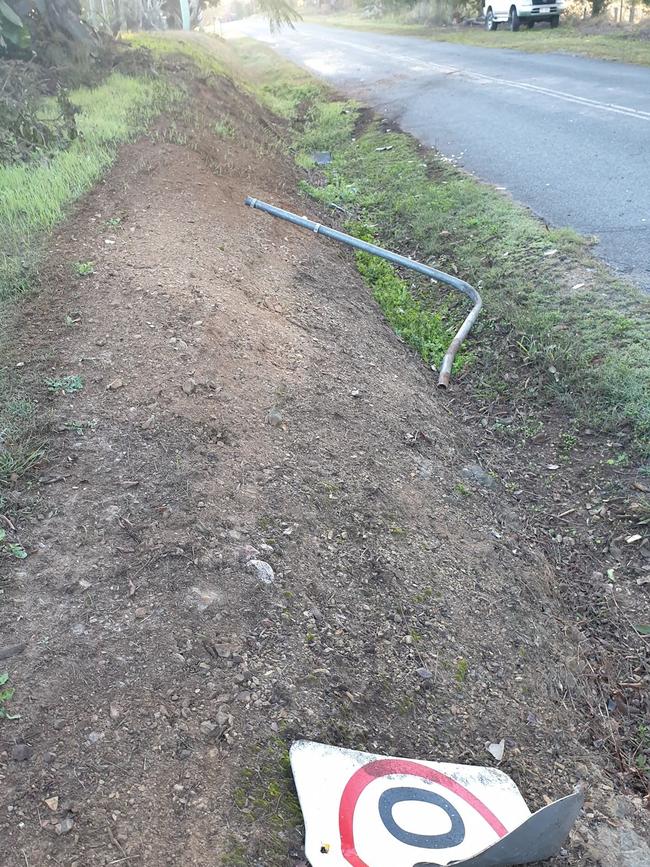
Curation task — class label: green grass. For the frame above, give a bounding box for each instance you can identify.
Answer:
[213,119,236,138]
[0,64,180,502]
[348,222,468,372]
[0,672,19,720]
[123,32,230,77]
[225,737,303,865]
[74,261,95,276]
[0,72,178,303]
[45,374,84,395]
[302,13,650,67]
[228,39,650,453]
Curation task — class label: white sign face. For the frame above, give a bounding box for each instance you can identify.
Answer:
[290,741,581,867]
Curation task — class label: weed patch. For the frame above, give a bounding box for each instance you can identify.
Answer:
[0,672,18,720]
[45,375,84,395]
[348,222,466,371]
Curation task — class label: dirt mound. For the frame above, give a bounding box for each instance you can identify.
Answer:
[0,55,648,866]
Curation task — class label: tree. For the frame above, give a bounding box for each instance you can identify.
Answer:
[1,0,298,59]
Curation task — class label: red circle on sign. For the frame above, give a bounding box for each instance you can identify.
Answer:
[338,759,508,867]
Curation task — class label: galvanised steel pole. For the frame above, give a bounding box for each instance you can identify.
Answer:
[245,196,482,388]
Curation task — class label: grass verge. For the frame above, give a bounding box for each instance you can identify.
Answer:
[230,37,650,455]
[301,13,650,67]
[0,65,179,501]
[0,72,177,303]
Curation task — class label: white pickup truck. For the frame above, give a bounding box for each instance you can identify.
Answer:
[484,0,566,30]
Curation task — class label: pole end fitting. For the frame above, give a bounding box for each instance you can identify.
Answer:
[437,354,453,389]
[244,196,257,208]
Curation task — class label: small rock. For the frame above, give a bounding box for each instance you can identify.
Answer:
[415,667,433,680]
[11,743,32,762]
[460,464,496,489]
[87,731,104,744]
[43,751,56,764]
[182,380,196,395]
[237,544,260,563]
[106,378,124,391]
[246,559,274,584]
[200,720,216,736]
[109,703,121,721]
[216,708,232,727]
[188,587,220,613]
[486,739,505,762]
[44,796,59,812]
[267,408,283,427]
[134,607,147,619]
[55,816,74,836]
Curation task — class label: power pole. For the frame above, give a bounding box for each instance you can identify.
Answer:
[179,0,191,28]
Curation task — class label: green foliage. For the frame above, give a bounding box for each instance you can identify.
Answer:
[213,119,235,138]
[350,222,466,371]
[0,528,27,559]
[299,100,358,153]
[0,671,19,720]
[0,1,28,52]
[124,33,230,77]
[74,261,94,276]
[0,72,178,301]
[45,374,84,394]
[0,63,79,166]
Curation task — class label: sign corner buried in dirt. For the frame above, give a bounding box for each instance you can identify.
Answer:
[290,740,584,867]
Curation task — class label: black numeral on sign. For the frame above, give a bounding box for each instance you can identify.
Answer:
[378,786,466,850]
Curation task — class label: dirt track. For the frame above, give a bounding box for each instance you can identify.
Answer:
[0,54,648,866]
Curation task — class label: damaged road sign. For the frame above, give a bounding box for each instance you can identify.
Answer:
[290,740,583,867]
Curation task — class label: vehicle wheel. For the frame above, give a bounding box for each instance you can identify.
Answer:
[526,19,534,28]
[550,14,559,27]
[509,5,520,30]
[486,8,498,30]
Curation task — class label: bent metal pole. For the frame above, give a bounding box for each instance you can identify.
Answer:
[245,197,482,388]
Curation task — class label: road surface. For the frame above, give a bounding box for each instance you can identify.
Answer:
[227,20,650,289]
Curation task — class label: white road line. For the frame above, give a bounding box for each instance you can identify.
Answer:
[321,36,650,122]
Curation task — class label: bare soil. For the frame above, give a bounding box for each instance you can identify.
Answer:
[0,57,648,866]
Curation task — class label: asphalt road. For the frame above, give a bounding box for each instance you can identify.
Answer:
[226,20,650,289]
